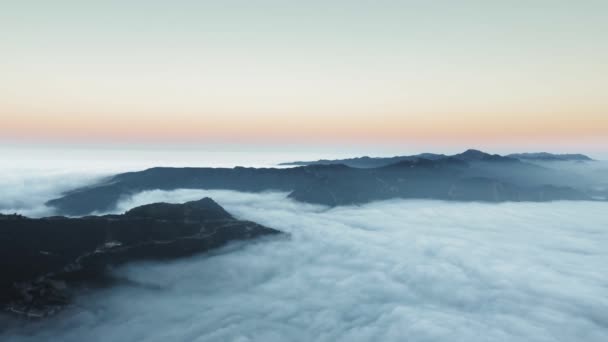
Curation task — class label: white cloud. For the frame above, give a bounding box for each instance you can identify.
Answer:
[0,169,109,217]
[3,189,608,342]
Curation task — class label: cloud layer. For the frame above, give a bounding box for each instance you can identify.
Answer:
[3,189,608,342]
[0,147,329,218]
[0,169,107,217]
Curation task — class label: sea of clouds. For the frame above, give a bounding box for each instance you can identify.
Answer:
[2,187,608,342]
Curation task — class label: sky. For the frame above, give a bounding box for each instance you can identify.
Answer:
[1,1,607,155]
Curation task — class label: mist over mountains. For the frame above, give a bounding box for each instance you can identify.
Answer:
[1,197,280,319]
[46,149,607,216]
[2,189,608,341]
[1,149,607,341]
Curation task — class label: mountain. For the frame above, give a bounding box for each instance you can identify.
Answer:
[507,152,593,162]
[279,153,447,168]
[46,150,597,216]
[452,149,517,162]
[0,198,280,318]
[280,149,516,168]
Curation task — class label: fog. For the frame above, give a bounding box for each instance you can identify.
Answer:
[529,161,608,197]
[3,188,608,341]
[1,149,608,341]
[0,169,108,217]
[2,145,606,218]
[0,147,353,218]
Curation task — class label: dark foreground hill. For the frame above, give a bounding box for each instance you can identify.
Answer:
[0,198,280,319]
[47,150,602,217]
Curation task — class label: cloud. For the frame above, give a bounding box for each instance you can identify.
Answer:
[0,169,109,217]
[3,189,608,341]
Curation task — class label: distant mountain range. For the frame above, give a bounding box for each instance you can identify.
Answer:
[506,152,593,162]
[280,150,593,168]
[1,198,280,318]
[47,150,604,217]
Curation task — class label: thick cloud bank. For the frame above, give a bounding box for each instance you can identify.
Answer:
[3,189,608,342]
[0,169,107,217]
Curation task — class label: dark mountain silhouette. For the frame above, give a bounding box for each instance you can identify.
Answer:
[46,150,598,216]
[507,152,593,162]
[279,152,447,168]
[452,149,517,162]
[281,149,593,167]
[0,198,280,318]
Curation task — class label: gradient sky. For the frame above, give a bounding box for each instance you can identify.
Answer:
[1,1,607,154]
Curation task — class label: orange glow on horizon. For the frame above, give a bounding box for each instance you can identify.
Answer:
[2,107,607,146]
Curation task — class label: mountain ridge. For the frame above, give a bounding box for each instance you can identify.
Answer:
[46,150,602,216]
[1,198,280,318]
[280,149,590,168]
[506,152,594,162]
